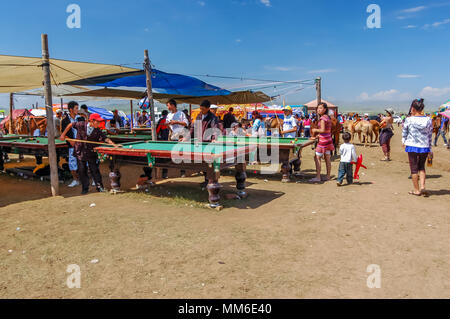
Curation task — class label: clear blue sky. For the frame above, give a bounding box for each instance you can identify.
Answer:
[0,0,449,111]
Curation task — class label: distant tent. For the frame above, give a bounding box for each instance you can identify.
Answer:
[305,99,338,115]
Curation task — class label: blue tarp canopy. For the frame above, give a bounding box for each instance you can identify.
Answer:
[64,69,231,97]
[87,107,114,120]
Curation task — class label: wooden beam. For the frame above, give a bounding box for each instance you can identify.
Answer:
[130,100,134,131]
[316,77,322,107]
[41,34,59,196]
[9,93,14,134]
[144,50,157,141]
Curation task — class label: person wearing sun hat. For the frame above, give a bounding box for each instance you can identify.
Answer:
[379,108,395,161]
[60,113,120,194]
[281,106,298,138]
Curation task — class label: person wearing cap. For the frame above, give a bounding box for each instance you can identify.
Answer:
[379,108,395,161]
[60,113,120,194]
[281,106,298,138]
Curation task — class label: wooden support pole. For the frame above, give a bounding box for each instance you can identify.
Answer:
[144,50,157,141]
[130,100,134,130]
[41,34,59,196]
[9,93,14,134]
[60,97,64,112]
[189,104,192,117]
[315,77,322,107]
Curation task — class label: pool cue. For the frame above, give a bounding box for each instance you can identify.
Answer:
[65,138,120,147]
[274,112,282,135]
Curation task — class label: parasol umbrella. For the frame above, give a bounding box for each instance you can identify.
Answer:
[440,109,450,120]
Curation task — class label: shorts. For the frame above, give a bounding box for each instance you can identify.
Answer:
[315,151,331,157]
[407,152,428,175]
[68,148,78,171]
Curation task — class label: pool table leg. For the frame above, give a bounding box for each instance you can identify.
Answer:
[235,163,248,199]
[0,150,4,171]
[280,150,291,183]
[206,166,222,208]
[108,157,122,193]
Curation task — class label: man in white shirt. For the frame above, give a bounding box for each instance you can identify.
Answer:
[280,106,298,138]
[166,99,189,141]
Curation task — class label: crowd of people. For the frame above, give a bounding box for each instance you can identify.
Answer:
[1,97,448,197]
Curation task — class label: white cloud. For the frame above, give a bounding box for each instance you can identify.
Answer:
[396,16,407,20]
[420,86,450,98]
[308,69,337,74]
[235,39,242,43]
[198,1,205,6]
[423,18,450,29]
[397,74,421,78]
[260,0,271,7]
[402,25,417,29]
[358,89,412,101]
[402,6,427,13]
[144,28,150,32]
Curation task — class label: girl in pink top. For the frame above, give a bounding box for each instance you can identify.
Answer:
[310,102,334,182]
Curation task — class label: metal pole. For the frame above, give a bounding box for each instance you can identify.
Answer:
[144,50,157,141]
[41,34,59,196]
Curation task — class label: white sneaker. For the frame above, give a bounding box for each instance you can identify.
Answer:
[92,180,96,186]
[68,180,80,187]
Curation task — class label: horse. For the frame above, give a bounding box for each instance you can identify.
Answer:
[432,116,442,141]
[369,120,380,143]
[265,116,283,135]
[13,116,47,136]
[353,120,374,147]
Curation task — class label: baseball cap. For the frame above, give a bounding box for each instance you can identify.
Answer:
[283,106,292,111]
[89,113,104,122]
[210,104,219,109]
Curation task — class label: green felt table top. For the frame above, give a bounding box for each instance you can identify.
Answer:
[98,140,246,154]
[216,136,312,145]
[107,134,153,140]
[0,136,66,145]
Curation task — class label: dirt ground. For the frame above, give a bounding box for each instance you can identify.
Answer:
[0,132,449,299]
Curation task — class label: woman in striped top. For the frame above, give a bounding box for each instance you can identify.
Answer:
[309,102,335,182]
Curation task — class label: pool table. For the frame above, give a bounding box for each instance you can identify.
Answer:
[215,136,315,182]
[95,141,256,208]
[0,136,69,157]
[0,136,69,170]
[107,133,153,144]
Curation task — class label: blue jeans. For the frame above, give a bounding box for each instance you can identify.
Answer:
[434,129,448,146]
[337,162,353,184]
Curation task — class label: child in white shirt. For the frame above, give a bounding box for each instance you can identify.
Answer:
[337,132,357,186]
